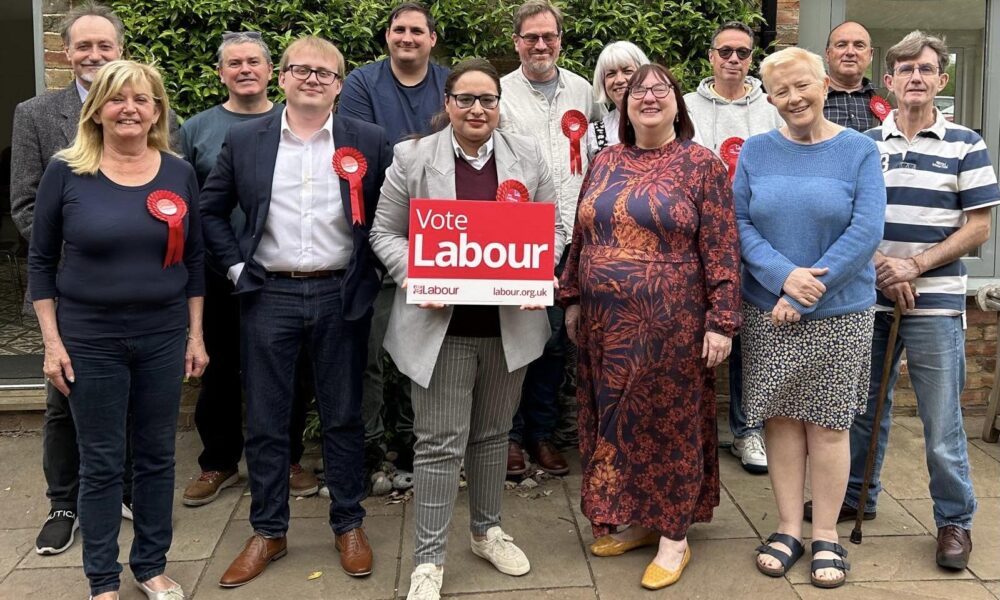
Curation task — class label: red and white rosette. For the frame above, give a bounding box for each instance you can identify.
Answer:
[332,147,368,226]
[561,110,588,175]
[869,95,891,122]
[496,179,530,203]
[719,136,744,183]
[146,190,188,268]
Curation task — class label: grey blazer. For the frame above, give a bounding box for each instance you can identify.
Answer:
[10,82,181,239]
[370,126,567,388]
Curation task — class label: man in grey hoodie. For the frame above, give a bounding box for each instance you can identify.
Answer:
[684,21,782,475]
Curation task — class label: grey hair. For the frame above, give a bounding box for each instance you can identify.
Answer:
[885,30,949,74]
[760,46,826,90]
[592,41,651,104]
[60,1,125,47]
[217,33,273,66]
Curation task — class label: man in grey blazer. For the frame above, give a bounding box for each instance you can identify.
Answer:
[11,2,126,557]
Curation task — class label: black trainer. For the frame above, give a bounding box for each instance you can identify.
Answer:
[35,509,79,555]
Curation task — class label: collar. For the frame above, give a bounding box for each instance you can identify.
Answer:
[76,79,89,103]
[451,132,494,162]
[280,108,334,141]
[882,107,947,140]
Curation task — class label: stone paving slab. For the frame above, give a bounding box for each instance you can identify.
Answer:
[792,580,998,600]
[900,496,1000,581]
[0,528,34,581]
[890,417,1000,498]
[0,560,205,599]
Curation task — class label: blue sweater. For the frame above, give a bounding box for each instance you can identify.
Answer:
[733,128,886,319]
[28,153,205,338]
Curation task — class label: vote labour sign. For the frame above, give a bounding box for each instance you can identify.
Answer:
[407,199,556,305]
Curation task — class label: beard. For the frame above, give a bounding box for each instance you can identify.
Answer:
[524,53,555,76]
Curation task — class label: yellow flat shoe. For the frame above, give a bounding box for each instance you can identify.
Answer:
[590,531,661,557]
[641,546,691,590]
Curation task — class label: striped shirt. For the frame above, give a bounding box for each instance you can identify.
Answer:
[824,79,881,132]
[865,109,1000,315]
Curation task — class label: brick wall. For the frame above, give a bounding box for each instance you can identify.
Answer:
[776,0,800,47]
[42,0,73,90]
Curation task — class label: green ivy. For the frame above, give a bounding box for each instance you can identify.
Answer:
[111,0,763,120]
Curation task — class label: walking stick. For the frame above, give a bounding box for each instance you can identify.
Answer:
[850,302,903,545]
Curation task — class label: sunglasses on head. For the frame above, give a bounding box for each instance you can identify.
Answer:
[713,46,752,60]
[222,31,263,41]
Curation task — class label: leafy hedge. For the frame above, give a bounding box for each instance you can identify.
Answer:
[110,0,764,119]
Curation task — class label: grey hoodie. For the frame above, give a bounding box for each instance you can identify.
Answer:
[683,76,784,156]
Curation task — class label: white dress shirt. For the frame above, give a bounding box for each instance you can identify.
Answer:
[228,111,353,283]
[451,133,495,170]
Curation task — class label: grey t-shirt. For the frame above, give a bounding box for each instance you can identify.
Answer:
[528,72,559,104]
[179,103,284,187]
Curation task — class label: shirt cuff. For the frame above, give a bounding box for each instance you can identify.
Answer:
[228,262,245,285]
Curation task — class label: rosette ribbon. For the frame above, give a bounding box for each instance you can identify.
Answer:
[146,190,188,268]
[870,95,891,122]
[561,110,588,175]
[333,147,369,226]
[719,137,744,183]
[496,179,530,203]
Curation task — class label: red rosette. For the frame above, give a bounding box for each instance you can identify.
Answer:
[496,179,530,203]
[869,95,891,122]
[332,147,369,226]
[146,190,188,268]
[719,136,744,183]
[561,109,588,175]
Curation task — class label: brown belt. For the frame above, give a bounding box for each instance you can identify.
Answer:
[267,270,345,279]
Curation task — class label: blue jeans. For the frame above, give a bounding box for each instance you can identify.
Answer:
[240,275,368,537]
[846,312,976,529]
[727,335,760,439]
[63,329,185,596]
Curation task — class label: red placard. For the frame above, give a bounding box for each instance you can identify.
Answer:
[407,199,556,305]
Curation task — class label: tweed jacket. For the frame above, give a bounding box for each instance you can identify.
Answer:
[370,126,566,388]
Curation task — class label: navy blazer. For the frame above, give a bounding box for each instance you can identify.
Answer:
[199,111,391,320]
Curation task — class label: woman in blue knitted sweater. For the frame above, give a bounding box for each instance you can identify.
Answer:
[734,47,886,589]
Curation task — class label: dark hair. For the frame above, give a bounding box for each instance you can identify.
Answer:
[60,1,125,47]
[618,64,695,146]
[711,21,754,48]
[826,20,871,49]
[513,0,563,36]
[388,2,437,33]
[426,58,502,133]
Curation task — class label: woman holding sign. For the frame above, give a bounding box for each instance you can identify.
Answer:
[371,58,565,600]
[559,63,740,590]
[28,61,207,600]
[734,48,884,588]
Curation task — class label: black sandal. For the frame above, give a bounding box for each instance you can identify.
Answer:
[755,532,805,577]
[810,540,850,588]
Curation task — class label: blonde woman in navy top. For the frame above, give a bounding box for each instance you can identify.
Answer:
[28,61,207,600]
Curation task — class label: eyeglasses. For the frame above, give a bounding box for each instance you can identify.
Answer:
[629,83,672,99]
[448,93,500,109]
[284,64,340,84]
[515,32,560,46]
[712,46,752,60]
[222,31,263,41]
[893,63,939,78]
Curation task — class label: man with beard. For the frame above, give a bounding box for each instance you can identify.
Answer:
[823,21,883,132]
[498,0,604,478]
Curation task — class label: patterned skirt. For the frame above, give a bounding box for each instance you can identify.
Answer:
[741,302,875,430]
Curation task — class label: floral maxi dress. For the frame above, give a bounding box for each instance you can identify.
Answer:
[558,140,742,539]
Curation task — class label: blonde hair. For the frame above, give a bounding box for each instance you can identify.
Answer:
[759,47,826,90]
[55,61,173,175]
[278,36,345,80]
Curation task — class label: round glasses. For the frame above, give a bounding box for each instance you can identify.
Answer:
[284,64,340,85]
[629,84,672,100]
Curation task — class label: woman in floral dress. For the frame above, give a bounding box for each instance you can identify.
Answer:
[559,63,741,590]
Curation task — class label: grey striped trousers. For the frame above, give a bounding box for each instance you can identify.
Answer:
[411,336,527,565]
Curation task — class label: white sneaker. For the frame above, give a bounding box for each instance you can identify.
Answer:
[406,563,443,600]
[731,431,768,474]
[470,526,530,576]
[135,575,184,599]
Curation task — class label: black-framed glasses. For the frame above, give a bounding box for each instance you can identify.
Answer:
[448,93,500,109]
[712,46,752,60]
[222,31,263,41]
[894,63,939,78]
[515,32,560,46]
[284,64,341,84]
[628,83,672,99]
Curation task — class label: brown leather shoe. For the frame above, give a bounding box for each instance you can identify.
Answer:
[183,469,240,507]
[289,463,319,497]
[803,500,876,524]
[527,440,569,475]
[335,527,373,577]
[936,525,972,570]
[219,534,287,587]
[507,441,528,476]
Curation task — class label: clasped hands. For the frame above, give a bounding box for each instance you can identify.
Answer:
[875,254,921,310]
[772,267,828,325]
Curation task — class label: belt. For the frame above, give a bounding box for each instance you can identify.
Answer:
[267,270,345,279]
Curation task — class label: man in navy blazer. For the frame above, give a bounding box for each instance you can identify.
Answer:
[200,36,391,587]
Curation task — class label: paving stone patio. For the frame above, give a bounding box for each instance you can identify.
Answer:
[1,415,997,599]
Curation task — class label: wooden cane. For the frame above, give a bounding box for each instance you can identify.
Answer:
[850,302,903,545]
